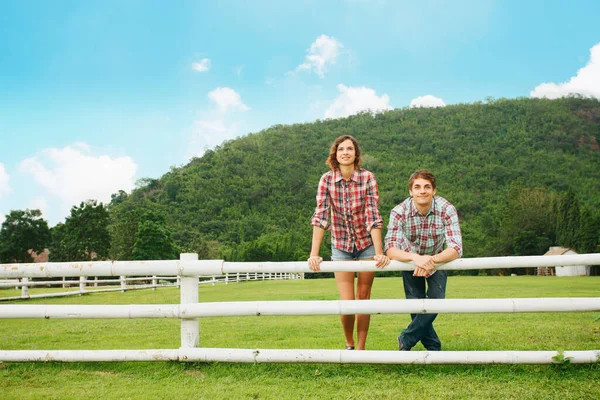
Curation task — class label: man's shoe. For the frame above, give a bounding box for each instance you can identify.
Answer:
[345,345,355,350]
[397,335,410,351]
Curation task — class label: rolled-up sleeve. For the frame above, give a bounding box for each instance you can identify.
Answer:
[384,207,411,252]
[364,173,383,231]
[310,174,330,229]
[443,205,463,257]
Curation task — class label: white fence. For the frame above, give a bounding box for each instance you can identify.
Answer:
[0,271,302,302]
[1,253,599,364]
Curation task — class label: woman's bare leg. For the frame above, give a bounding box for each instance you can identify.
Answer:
[334,271,356,348]
[355,270,376,350]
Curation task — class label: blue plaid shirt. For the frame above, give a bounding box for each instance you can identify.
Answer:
[384,196,463,259]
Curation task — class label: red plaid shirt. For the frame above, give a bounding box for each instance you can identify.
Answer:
[384,196,463,258]
[311,168,383,253]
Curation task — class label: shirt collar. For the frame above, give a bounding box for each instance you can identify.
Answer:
[334,168,359,183]
[410,196,436,217]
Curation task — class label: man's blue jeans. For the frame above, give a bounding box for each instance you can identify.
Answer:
[400,270,447,351]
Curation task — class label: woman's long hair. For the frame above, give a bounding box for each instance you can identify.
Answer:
[326,135,362,171]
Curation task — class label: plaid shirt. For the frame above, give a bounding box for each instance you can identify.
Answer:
[384,196,463,262]
[311,168,384,253]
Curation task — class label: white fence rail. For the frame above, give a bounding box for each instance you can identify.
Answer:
[2,253,600,278]
[0,298,599,319]
[0,272,302,302]
[2,349,599,364]
[1,253,599,364]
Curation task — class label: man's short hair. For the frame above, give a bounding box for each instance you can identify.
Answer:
[408,170,436,191]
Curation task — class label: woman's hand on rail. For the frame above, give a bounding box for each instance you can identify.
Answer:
[308,256,323,272]
[373,254,390,269]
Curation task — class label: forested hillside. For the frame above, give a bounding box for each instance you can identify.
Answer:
[107,97,600,263]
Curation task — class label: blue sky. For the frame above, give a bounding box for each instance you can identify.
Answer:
[1,0,599,226]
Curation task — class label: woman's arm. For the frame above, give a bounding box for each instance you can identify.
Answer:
[369,228,389,268]
[308,226,326,271]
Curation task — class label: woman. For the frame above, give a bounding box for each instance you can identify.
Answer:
[308,135,389,350]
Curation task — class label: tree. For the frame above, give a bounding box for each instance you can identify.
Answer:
[577,206,599,254]
[107,190,128,209]
[132,220,179,260]
[108,207,139,261]
[48,223,74,262]
[108,200,173,260]
[49,201,110,261]
[493,184,554,256]
[0,209,50,263]
[554,189,581,249]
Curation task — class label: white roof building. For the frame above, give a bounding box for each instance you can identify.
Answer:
[539,247,590,276]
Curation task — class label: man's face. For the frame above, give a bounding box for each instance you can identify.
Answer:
[336,139,356,167]
[409,178,436,209]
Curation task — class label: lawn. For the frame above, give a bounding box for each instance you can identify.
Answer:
[1,276,599,399]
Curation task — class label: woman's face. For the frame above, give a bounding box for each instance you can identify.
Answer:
[336,139,356,167]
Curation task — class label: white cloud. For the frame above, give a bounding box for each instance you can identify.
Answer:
[191,119,240,149]
[0,163,11,199]
[235,65,244,77]
[296,34,344,78]
[208,87,250,113]
[324,84,392,119]
[410,95,446,108]
[27,197,48,218]
[19,143,137,219]
[531,43,600,99]
[192,58,211,72]
[187,88,249,158]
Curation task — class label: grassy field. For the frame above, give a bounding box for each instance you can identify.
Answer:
[1,276,599,399]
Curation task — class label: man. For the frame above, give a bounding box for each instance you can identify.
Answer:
[384,170,462,351]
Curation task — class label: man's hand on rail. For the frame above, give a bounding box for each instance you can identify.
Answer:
[308,256,323,272]
[413,255,435,270]
[413,266,431,277]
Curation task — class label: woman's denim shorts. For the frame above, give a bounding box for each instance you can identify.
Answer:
[331,244,375,261]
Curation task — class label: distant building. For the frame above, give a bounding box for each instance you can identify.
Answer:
[28,249,49,263]
[537,247,590,276]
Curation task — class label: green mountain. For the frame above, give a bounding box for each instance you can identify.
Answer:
[108,97,600,263]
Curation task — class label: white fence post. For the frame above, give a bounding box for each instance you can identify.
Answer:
[180,253,199,348]
[120,276,126,293]
[152,275,157,291]
[79,276,86,295]
[21,278,29,297]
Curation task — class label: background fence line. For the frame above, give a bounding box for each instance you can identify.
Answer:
[0,271,302,302]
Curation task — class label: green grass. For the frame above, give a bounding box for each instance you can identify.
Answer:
[1,276,599,399]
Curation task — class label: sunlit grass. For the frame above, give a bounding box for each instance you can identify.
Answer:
[1,276,599,399]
